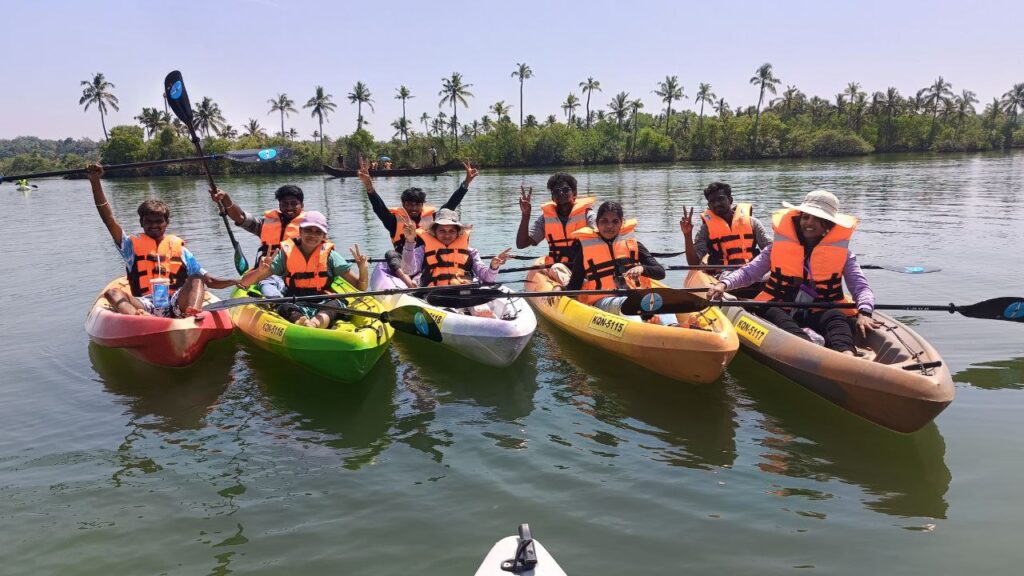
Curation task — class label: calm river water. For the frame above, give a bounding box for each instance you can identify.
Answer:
[2,152,1022,575]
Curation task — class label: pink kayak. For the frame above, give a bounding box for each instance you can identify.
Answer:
[84,277,234,367]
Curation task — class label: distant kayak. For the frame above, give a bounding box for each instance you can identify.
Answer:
[16,185,33,191]
[475,524,566,576]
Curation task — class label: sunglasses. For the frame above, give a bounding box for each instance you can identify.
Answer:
[550,186,574,196]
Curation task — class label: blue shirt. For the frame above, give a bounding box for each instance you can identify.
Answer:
[119,233,206,277]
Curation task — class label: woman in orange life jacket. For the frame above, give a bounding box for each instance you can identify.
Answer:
[706,191,881,355]
[562,201,675,325]
[679,181,772,268]
[87,164,239,317]
[238,211,370,329]
[515,172,596,286]
[358,156,479,288]
[212,184,306,298]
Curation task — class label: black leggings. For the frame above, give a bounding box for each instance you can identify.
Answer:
[758,307,857,353]
[275,297,346,326]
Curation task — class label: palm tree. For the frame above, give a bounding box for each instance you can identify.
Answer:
[287,127,299,140]
[653,75,685,135]
[244,118,267,139]
[714,97,730,119]
[439,72,474,151]
[480,115,492,133]
[511,62,533,129]
[629,99,645,158]
[872,87,902,148]
[470,119,481,137]
[749,63,781,154]
[579,77,602,128]
[394,85,414,144]
[193,97,226,138]
[490,100,513,123]
[1003,83,1024,125]
[953,89,978,137]
[430,117,446,137]
[219,125,238,139]
[921,76,954,144]
[267,93,296,138]
[419,112,431,133]
[348,81,374,131]
[693,83,716,130]
[303,86,336,157]
[608,92,631,128]
[525,114,538,129]
[134,107,169,140]
[79,73,119,141]
[561,93,580,125]
[392,117,411,142]
[771,85,804,120]
[545,115,557,126]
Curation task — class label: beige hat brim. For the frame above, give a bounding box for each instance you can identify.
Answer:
[782,201,857,229]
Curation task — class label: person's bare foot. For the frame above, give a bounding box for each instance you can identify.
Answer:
[841,350,855,356]
[295,316,309,326]
[305,316,322,329]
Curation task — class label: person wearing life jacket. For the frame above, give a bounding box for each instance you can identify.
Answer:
[563,202,673,324]
[516,172,597,286]
[239,211,370,329]
[679,181,772,268]
[87,164,238,317]
[706,190,880,355]
[212,184,307,299]
[359,156,479,288]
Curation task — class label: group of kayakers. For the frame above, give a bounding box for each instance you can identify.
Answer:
[87,158,879,353]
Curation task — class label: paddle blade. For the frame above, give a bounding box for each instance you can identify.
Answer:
[223,147,293,163]
[385,305,443,341]
[203,296,259,312]
[958,298,1024,322]
[862,263,942,274]
[425,286,505,308]
[164,71,194,126]
[621,288,709,315]
[232,243,249,275]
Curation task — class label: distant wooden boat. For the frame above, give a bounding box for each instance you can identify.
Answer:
[322,163,453,177]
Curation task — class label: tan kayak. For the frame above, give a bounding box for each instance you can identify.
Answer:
[684,270,954,432]
[524,258,738,384]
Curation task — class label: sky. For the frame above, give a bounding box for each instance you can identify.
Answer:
[2,0,1021,142]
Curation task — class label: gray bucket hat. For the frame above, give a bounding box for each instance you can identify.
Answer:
[431,208,462,227]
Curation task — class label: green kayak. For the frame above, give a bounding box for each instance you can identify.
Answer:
[230,279,393,382]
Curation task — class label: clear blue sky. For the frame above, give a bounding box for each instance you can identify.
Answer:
[3,0,1020,141]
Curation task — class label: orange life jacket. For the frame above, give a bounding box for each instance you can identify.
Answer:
[127,234,188,297]
[390,204,437,247]
[703,202,759,265]
[280,238,335,295]
[418,230,473,287]
[542,196,596,265]
[259,209,305,257]
[573,219,651,305]
[755,209,858,316]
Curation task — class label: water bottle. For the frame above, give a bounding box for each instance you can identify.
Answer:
[151,277,170,310]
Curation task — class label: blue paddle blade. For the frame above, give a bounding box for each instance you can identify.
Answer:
[861,263,941,274]
[386,305,442,342]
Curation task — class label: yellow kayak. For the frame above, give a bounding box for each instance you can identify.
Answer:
[524,258,738,384]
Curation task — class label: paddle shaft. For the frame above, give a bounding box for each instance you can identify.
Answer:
[203,283,495,311]
[722,300,958,313]
[1,154,228,182]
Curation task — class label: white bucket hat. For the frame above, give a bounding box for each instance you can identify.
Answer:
[782,190,857,228]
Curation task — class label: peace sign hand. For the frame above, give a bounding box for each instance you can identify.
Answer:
[401,216,418,243]
[462,159,479,187]
[357,155,373,193]
[679,207,695,236]
[490,248,513,270]
[349,244,368,268]
[519,185,533,216]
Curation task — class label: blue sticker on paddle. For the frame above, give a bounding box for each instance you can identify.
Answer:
[168,80,183,100]
[1004,301,1024,320]
[640,293,664,313]
[414,311,429,335]
[905,266,925,273]
[257,148,277,161]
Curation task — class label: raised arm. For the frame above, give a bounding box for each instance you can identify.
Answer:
[358,155,399,237]
[210,189,246,226]
[441,159,478,210]
[516,185,539,249]
[87,164,123,246]
[679,207,698,266]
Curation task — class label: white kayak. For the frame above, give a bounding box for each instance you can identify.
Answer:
[370,263,536,367]
[475,524,566,576]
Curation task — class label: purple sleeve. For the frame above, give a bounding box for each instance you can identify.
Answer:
[402,243,423,277]
[720,245,772,289]
[844,254,875,313]
[470,248,498,283]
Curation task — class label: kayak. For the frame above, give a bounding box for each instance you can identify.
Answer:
[524,257,738,384]
[16,185,32,191]
[475,524,566,576]
[229,278,393,382]
[369,263,536,367]
[84,277,234,367]
[684,269,955,432]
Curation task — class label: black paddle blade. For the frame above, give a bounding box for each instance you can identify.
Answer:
[621,288,709,315]
[958,298,1024,322]
[862,263,941,274]
[164,71,194,126]
[385,305,443,342]
[425,286,504,308]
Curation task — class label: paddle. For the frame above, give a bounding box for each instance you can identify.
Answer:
[165,70,248,275]
[491,261,940,275]
[0,148,292,184]
[202,283,494,312]
[300,302,442,342]
[616,288,1024,322]
[423,286,707,309]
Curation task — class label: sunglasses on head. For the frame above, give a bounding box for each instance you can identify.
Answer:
[550,185,573,195]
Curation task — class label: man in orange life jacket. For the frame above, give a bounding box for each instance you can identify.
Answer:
[707,190,880,354]
[359,157,479,288]
[212,184,307,299]
[680,181,772,269]
[516,172,597,286]
[239,211,370,329]
[88,164,238,317]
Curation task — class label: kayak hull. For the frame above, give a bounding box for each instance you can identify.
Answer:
[229,279,393,382]
[84,277,234,367]
[474,535,566,576]
[524,258,738,384]
[370,264,536,367]
[685,270,955,432]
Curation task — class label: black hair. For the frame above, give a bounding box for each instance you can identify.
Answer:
[596,201,624,221]
[274,185,304,203]
[546,172,577,193]
[703,181,732,201]
[138,199,170,221]
[400,187,427,203]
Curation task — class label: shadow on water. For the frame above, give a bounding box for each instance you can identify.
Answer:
[729,354,950,519]
[534,318,738,471]
[953,357,1024,390]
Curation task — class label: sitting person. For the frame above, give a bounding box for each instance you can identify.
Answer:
[679,181,772,268]
[238,211,369,329]
[515,172,596,286]
[88,164,238,317]
[706,190,880,354]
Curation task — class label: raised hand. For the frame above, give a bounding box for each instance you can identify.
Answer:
[679,207,695,236]
[349,243,369,268]
[462,159,479,187]
[212,189,233,209]
[519,185,533,216]
[357,155,373,193]
[401,216,418,243]
[490,247,513,270]
[86,163,105,181]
